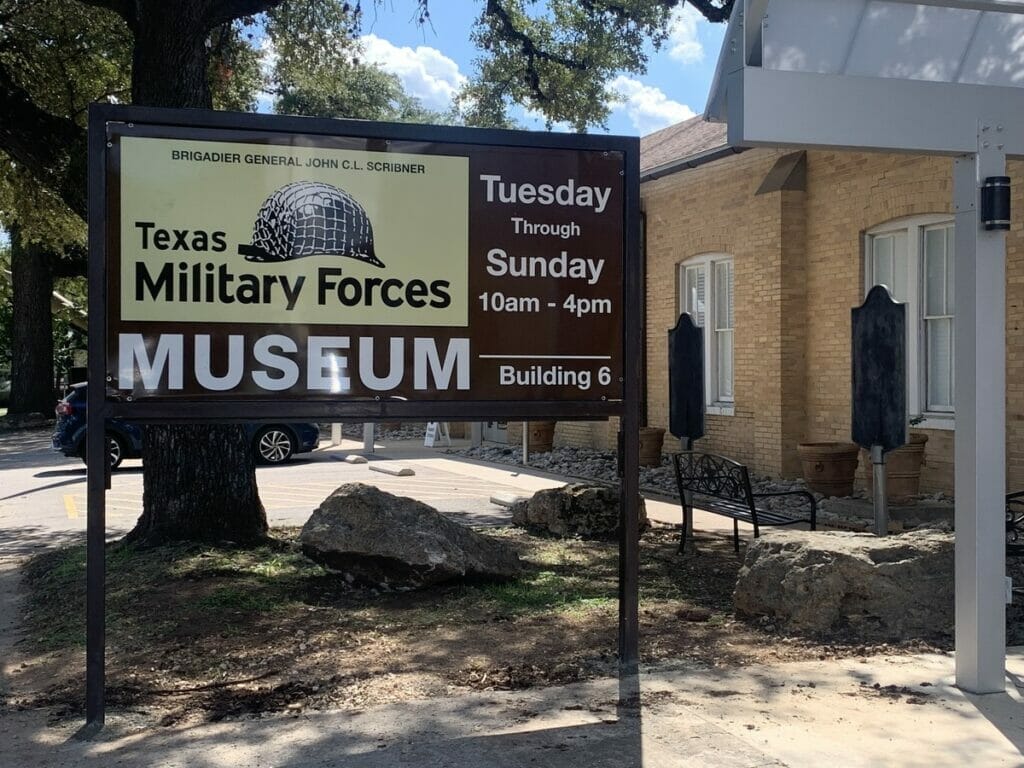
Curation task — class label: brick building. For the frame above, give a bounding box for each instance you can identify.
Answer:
[636,115,1024,493]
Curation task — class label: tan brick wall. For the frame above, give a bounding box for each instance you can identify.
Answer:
[641,146,1024,494]
[503,420,615,451]
[643,148,794,475]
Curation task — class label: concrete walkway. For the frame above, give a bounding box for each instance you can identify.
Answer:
[2,651,1024,767]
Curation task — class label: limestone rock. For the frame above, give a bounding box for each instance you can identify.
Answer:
[511,483,648,540]
[300,483,524,588]
[734,530,953,641]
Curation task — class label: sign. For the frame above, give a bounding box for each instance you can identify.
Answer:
[102,119,627,405]
[424,421,438,447]
[851,285,907,452]
[667,313,705,443]
[86,106,643,727]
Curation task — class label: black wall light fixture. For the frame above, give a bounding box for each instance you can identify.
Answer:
[981,176,1011,231]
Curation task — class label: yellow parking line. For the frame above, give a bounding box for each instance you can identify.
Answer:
[64,495,79,520]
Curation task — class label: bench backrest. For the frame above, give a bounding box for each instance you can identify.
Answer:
[672,451,755,508]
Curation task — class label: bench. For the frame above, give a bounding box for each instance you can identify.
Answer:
[671,451,817,553]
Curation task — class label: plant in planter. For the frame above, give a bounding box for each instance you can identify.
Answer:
[638,426,666,467]
[526,421,556,453]
[796,441,860,497]
[863,417,929,504]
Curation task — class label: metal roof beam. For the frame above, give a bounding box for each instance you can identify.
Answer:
[730,67,1024,155]
[882,0,1024,13]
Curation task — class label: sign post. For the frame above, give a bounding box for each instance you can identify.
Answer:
[851,285,907,538]
[86,104,640,725]
[668,313,705,548]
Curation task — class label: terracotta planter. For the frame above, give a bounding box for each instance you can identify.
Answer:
[864,433,928,505]
[527,421,556,453]
[639,427,666,467]
[797,442,860,497]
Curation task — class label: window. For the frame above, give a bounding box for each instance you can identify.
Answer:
[679,254,734,411]
[865,215,954,425]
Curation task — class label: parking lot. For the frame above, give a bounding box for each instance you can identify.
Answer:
[0,427,576,553]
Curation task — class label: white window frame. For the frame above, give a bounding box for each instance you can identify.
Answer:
[678,253,735,416]
[864,214,955,431]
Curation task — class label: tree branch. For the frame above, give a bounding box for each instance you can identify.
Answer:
[0,61,86,218]
[72,0,137,28]
[484,0,588,71]
[682,0,733,23]
[557,1,735,24]
[203,0,287,27]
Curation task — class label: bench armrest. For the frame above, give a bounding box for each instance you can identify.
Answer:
[751,490,817,529]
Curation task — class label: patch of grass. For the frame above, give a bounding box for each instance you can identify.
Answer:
[477,570,613,613]
[195,585,283,614]
[21,536,316,652]
[168,535,326,585]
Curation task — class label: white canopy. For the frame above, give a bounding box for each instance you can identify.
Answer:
[706,0,1024,154]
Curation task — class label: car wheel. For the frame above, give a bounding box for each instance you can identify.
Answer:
[255,427,294,464]
[80,432,127,469]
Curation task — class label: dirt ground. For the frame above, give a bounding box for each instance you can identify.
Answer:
[2,525,946,727]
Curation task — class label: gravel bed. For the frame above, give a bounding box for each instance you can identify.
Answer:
[449,445,813,506]
[325,423,428,441]
[449,444,953,525]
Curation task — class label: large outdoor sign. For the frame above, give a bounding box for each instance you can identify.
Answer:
[102,118,628,404]
[86,105,642,727]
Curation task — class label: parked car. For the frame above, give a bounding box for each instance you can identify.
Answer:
[52,384,320,468]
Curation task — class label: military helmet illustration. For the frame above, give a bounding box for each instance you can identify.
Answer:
[237,180,383,267]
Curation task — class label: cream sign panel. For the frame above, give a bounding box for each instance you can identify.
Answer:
[118,137,469,327]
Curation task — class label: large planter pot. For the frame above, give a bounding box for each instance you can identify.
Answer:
[527,421,556,453]
[638,427,666,467]
[865,433,929,505]
[797,442,860,497]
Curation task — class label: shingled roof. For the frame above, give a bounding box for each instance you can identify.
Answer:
[640,115,732,178]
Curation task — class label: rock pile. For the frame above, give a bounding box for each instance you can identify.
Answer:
[734,529,953,642]
[510,483,648,540]
[300,483,524,589]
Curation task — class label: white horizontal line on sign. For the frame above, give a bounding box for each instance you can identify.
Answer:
[477,355,612,360]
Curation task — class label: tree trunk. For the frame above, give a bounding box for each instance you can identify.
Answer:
[131,1,212,108]
[127,425,268,545]
[124,0,267,545]
[8,226,56,415]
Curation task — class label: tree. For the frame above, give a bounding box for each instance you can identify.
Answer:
[0,0,126,414]
[0,0,731,544]
[456,0,734,130]
[266,5,446,123]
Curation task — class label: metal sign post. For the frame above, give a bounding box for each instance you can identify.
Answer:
[85,103,641,726]
[869,445,888,537]
[668,313,705,546]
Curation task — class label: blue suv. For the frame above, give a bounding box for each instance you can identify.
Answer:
[52,384,320,469]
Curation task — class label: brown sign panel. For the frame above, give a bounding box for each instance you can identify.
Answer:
[104,121,626,405]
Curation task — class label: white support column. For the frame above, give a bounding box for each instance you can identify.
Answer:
[953,132,1007,693]
[363,423,375,454]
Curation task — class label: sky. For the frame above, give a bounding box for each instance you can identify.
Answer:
[331,2,725,137]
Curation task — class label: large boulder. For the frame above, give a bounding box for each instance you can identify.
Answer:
[300,483,524,588]
[511,483,648,540]
[734,530,953,642]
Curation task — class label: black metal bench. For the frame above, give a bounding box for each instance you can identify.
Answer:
[671,452,817,553]
[1007,491,1024,557]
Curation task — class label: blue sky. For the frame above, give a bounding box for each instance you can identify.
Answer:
[351,2,726,137]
